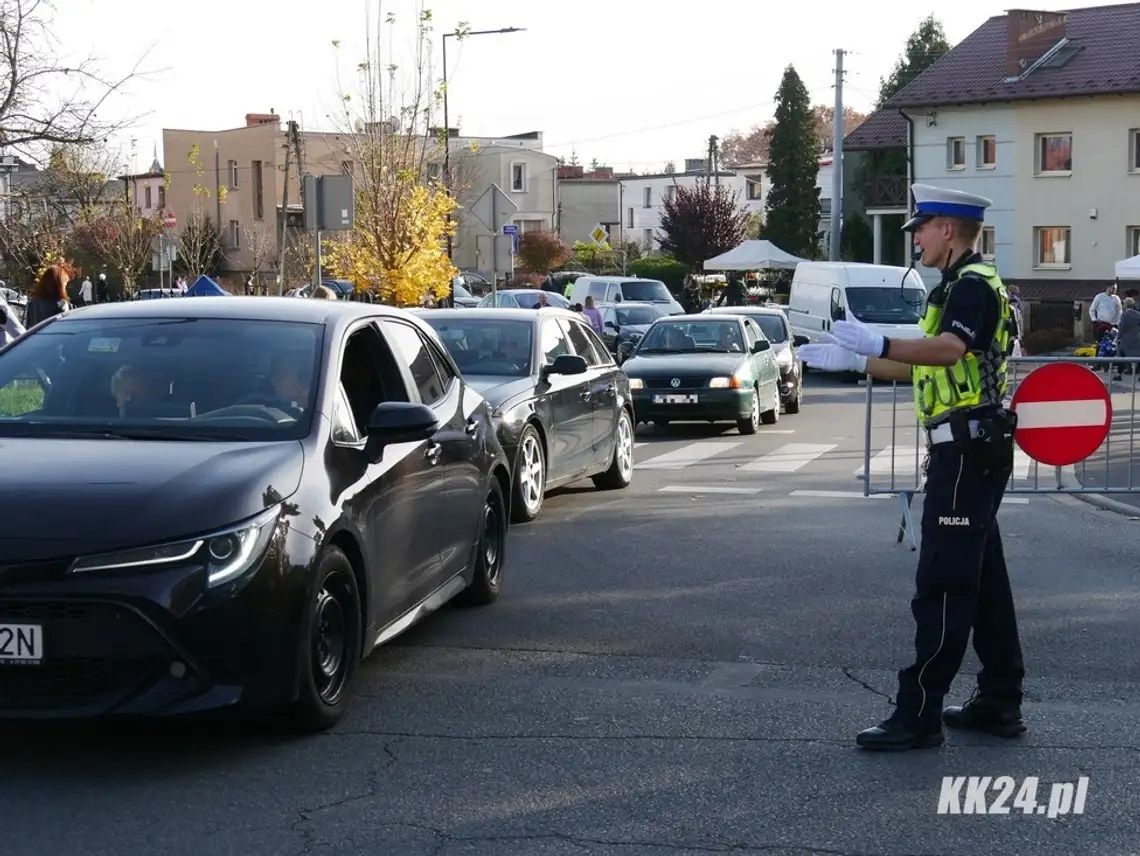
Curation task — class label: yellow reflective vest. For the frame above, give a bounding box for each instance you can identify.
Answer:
[913,262,1014,427]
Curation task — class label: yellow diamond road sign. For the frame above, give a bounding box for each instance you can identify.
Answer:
[590,224,608,244]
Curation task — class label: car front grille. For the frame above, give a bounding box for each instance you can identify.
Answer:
[0,600,169,712]
[0,657,159,711]
[643,377,709,389]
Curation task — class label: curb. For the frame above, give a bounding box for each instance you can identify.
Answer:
[1058,465,1140,518]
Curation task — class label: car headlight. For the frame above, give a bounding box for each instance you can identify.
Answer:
[709,376,743,389]
[776,349,793,369]
[70,506,280,588]
[628,378,645,390]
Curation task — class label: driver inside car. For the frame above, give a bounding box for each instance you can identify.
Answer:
[110,364,167,417]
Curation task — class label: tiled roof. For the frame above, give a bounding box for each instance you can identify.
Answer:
[1012,279,1112,303]
[843,109,907,151]
[887,3,1140,108]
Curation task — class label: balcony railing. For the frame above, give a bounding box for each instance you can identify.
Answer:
[868,175,907,208]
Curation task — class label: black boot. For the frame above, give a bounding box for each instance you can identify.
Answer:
[943,690,1026,738]
[856,711,943,751]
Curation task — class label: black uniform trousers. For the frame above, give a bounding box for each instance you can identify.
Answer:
[895,439,1025,724]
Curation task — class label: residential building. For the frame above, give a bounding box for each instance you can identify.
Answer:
[877,2,1140,313]
[119,157,167,220]
[557,164,621,247]
[843,110,912,266]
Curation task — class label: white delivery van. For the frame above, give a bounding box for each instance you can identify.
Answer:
[569,276,685,315]
[787,262,929,345]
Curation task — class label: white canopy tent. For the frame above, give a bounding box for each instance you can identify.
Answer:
[1115,254,1140,279]
[702,240,806,271]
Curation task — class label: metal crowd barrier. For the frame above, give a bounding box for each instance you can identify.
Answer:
[861,355,1140,550]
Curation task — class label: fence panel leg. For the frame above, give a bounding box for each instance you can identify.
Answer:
[896,491,917,552]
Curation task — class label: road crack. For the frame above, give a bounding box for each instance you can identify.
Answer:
[841,668,895,705]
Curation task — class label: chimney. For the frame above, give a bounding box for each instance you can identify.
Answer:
[684,157,709,173]
[245,112,281,127]
[589,166,614,180]
[1006,10,1067,76]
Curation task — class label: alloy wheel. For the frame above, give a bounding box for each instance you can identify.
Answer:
[519,434,544,514]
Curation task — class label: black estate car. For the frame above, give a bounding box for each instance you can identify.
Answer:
[706,306,808,413]
[0,298,510,730]
[419,308,634,522]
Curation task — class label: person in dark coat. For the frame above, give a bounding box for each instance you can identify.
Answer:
[717,275,747,307]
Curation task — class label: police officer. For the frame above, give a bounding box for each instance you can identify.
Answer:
[799,184,1025,750]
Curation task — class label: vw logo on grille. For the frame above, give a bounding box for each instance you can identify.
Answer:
[670,377,681,388]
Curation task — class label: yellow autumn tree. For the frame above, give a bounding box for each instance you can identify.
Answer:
[323,8,459,306]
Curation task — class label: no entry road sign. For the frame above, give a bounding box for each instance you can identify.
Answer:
[1010,363,1112,466]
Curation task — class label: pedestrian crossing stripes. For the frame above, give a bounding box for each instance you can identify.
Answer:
[634,442,740,470]
[740,443,837,473]
[633,436,1044,483]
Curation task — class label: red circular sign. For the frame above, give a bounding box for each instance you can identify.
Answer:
[1010,363,1111,465]
[162,211,177,229]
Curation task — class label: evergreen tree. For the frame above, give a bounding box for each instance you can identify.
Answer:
[764,65,821,260]
[878,16,951,105]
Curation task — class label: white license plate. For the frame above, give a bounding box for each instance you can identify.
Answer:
[0,624,43,664]
[653,394,698,404]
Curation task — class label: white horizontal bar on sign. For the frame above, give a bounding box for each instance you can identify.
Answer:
[635,442,740,470]
[1015,399,1107,430]
[741,443,836,473]
[658,485,763,495]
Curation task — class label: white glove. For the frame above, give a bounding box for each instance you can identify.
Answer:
[832,317,885,357]
[798,343,868,373]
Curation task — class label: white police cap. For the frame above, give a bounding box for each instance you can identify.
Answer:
[902,183,993,232]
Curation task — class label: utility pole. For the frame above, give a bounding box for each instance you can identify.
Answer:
[709,135,719,191]
[829,49,845,262]
[277,121,293,295]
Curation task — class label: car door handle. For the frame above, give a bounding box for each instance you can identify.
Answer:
[604,384,616,397]
[579,389,592,401]
[465,418,479,438]
[424,442,442,465]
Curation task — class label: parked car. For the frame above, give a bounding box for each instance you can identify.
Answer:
[705,306,808,413]
[419,307,634,522]
[450,281,481,308]
[597,302,669,363]
[622,314,781,434]
[0,297,510,730]
[477,289,571,310]
[568,276,685,316]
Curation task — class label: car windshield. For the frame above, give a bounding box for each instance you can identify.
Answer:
[614,306,666,326]
[845,287,926,324]
[637,320,745,354]
[0,317,322,441]
[621,280,672,302]
[425,319,533,377]
[749,315,787,343]
[454,283,473,299]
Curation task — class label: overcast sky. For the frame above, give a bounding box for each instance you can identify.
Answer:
[55,0,1131,174]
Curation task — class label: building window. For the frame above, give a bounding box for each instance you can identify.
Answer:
[510,162,526,192]
[1034,226,1071,268]
[643,228,653,247]
[1129,226,1140,257]
[978,136,996,169]
[228,160,239,188]
[664,185,676,203]
[981,227,996,260]
[947,137,966,170]
[229,220,241,249]
[252,160,263,219]
[1131,130,1140,172]
[144,185,152,209]
[746,178,762,200]
[642,187,651,207]
[1036,133,1072,174]
[627,207,634,228]
[158,185,166,209]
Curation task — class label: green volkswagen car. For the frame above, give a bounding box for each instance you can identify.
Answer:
[622,314,782,434]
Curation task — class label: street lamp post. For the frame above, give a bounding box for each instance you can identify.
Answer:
[442,26,524,306]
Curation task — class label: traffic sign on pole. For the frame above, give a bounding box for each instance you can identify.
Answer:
[163,210,177,230]
[1010,363,1112,465]
[502,223,519,255]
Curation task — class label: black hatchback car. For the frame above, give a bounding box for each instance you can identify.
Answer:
[0,298,510,730]
[419,308,634,522]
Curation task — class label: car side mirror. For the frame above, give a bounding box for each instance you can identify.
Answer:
[751,339,770,353]
[793,335,809,347]
[366,401,438,442]
[542,354,588,378]
[604,320,618,330]
[831,305,846,321]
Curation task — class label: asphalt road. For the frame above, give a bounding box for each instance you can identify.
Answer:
[2,374,1138,855]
